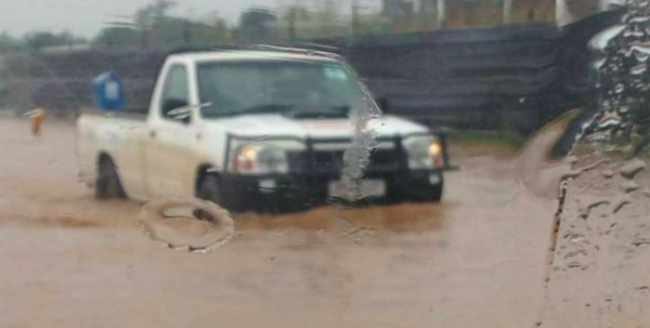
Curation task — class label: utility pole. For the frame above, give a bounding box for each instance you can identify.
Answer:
[503,0,513,24]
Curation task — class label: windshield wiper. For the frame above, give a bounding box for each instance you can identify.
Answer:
[284,106,350,119]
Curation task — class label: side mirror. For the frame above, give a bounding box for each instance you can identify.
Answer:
[377,97,390,114]
[162,98,191,124]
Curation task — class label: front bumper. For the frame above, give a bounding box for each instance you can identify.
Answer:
[221,132,452,200]
[220,169,445,201]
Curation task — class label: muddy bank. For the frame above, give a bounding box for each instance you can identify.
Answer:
[540,151,650,327]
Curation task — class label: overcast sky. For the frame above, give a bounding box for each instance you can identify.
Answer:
[0,0,287,38]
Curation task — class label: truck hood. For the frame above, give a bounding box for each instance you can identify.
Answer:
[203,114,429,139]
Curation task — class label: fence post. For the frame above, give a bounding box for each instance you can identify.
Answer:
[437,0,447,28]
[503,0,513,24]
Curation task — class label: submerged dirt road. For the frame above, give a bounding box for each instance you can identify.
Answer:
[0,119,558,327]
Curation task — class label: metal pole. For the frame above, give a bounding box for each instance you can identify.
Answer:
[436,0,446,28]
[503,0,513,24]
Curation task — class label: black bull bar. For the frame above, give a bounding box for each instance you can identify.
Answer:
[223,132,455,177]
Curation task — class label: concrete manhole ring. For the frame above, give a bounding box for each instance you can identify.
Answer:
[139,198,235,253]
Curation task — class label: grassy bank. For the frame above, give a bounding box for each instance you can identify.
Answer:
[447,130,526,158]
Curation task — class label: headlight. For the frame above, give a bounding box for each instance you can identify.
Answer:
[234,144,289,175]
[403,136,444,169]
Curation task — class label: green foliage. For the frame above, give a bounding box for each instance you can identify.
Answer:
[24,31,85,52]
[94,27,142,48]
[0,0,558,54]
[135,0,177,29]
[449,130,526,154]
[0,32,21,52]
[94,0,232,50]
[237,8,278,44]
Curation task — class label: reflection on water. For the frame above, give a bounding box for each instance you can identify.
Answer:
[235,202,450,233]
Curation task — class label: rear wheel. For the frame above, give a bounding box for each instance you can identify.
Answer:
[96,157,126,200]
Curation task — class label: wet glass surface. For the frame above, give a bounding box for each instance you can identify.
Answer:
[1,1,650,327]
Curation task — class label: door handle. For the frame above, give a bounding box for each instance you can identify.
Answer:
[149,130,157,138]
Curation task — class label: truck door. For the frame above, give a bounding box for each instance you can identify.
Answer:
[145,64,199,199]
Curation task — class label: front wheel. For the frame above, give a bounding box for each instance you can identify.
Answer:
[197,174,245,211]
[428,182,444,202]
[386,174,444,204]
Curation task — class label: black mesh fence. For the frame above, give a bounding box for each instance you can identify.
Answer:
[0,16,622,132]
[335,24,564,132]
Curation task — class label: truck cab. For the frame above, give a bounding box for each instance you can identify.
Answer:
[78,47,451,211]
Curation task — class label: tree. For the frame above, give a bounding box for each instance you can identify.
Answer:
[201,11,232,44]
[189,16,232,47]
[284,5,310,41]
[94,27,142,48]
[134,0,177,48]
[23,31,84,52]
[0,32,21,52]
[238,8,278,44]
[135,0,177,28]
[316,0,343,37]
[94,1,233,50]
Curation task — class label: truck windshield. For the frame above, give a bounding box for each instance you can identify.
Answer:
[197,61,365,119]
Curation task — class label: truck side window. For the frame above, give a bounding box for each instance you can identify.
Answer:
[160,65,190,121]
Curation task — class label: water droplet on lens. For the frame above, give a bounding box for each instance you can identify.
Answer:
[615,84,625,93]
[631,64,647,75]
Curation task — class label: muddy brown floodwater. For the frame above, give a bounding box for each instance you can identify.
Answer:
[0,118,560,328]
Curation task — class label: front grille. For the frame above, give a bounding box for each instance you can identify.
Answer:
[288,151,344,174]
[370,149,403,171]
[288,148,403,175]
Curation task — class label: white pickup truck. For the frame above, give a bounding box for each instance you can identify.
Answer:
[78,48,451,211]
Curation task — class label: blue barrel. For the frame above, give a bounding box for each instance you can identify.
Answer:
[93,71,125,111]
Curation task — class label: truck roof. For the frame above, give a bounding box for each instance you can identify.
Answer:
[168,48,342,64]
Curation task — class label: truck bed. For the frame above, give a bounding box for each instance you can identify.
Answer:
[79,108,148,121]
[76,109,149,193]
